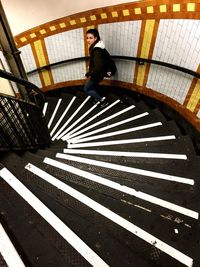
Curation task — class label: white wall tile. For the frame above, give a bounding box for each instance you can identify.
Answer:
[51,61,86,83]
[27,73,42,88]
[153,19,200,72]
[45,28,85,64]
[19,44,37,72]
[113,59,135,83]
[147,65,193,104]
[99,21,141,57]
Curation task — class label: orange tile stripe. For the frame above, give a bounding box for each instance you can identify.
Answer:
[184,64,200,112]
[15,1,200,48]
[31,40,54,87]
[135,19,156,87]
[12,0,200,131]
[133,20,146,84]
[143,19,160,87]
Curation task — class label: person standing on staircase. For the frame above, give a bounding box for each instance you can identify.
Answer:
[83,28,116,108]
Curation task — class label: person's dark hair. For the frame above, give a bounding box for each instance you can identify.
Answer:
[86,28,100,42]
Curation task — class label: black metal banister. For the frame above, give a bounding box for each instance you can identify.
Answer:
[0,93,51,151]
[0,69,45,106]
[26,56,200,79]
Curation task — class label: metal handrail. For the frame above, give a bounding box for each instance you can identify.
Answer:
[26,56,200,78]
[0,69,45,106]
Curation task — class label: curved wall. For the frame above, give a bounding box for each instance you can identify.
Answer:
[15,0,200,131]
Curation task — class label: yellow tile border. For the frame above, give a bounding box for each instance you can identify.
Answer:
[80,17,87,23]
[187,3,195,12]
[15,0,200,47]
[70,20,76,25]
[90,15,96,21]
[100,13,107,19]
[160,5,167,13]
[49,26,56,31]
[30,33,36,38]
[20,37,27,42]
[147,6,154,14]
[187,80,200,112]
[173,4,180,12]
[112,11,118,17]
[59,23,66,28]
[40,29,46,35]
[123,9,130,16]
[134,8,141,15]
[86,25,95,31]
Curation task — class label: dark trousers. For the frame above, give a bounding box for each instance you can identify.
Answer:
[83,79,102,101]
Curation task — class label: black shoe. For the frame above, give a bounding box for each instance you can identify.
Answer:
[99,98,109,108]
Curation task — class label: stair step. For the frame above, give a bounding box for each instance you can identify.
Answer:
[0,156,188,267]
[51,154,199,210]
[1,89,200,267]
[67,110,168,144]
[48,94,75,133]
[26,161,197,267]
[44,97,60,126]
[0,163,81,267]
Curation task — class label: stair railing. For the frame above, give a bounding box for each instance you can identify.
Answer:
[0,69,45,107]
[0,93,51,151]
[0,70,51,151]
[27,56,200,78]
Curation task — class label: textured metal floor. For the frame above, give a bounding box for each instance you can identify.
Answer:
[0,91,200,267]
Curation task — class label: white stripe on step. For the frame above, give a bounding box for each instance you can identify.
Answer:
[42,102,48,116]
[70,122,162,144]
[53,96,90,140]
[0,223,25,267]
[63,149,187,160]
[68,112,149,142]
[0,167,108,267]
[60,101,99,137]
[55,153,194,185]
[48,98,62,129]
[50,97,76,139]
[63,100,121,140]
[68,135,176,149]
[25,163,193,267]
[63,104,135,141]
[51,155,198,218]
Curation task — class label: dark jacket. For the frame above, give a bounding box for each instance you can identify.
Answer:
[88,41,109,82]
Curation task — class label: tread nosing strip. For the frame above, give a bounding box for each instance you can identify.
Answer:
[0,167,108,267]
[25,163,193,267]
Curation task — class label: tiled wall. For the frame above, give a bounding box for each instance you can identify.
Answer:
[15,0,200,131]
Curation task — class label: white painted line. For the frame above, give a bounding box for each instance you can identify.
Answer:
[0,223,25,267]
[42,102,48,116]
[26,163,193,267]
[63,104,136,141]
[63,100,121,140]
[70,122,162,144]
[55,153,194,186]
[50,97,76,138]
[51,155,197,218]
[0,167,108,267]
[53,96,90,140]
[60,101,99,137]
[69,112,149,142]
[48,98,62,129]
[63,149,187,160]
[68,135,176,149]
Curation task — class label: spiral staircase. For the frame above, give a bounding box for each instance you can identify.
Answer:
[0,88,200,267]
